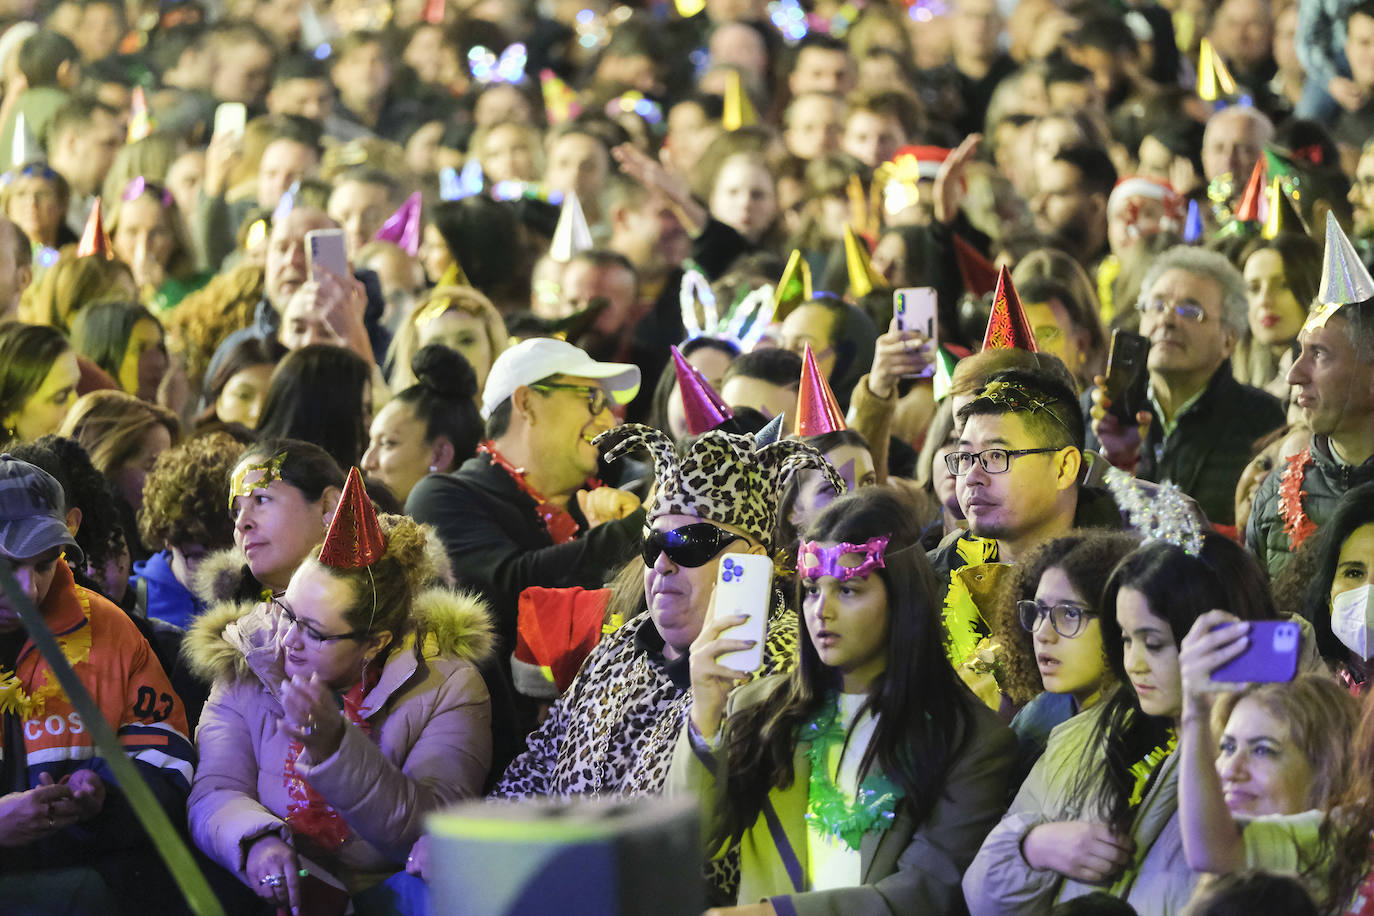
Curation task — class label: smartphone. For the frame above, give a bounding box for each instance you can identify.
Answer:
[212,102,246,140]
[1104,329,1150,424]
[305,228,348,282]
[1212,620,1301,683]
[713,553,772,673]
[894,287,937,378]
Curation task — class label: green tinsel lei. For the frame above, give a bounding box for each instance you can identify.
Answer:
[800,694,902,851]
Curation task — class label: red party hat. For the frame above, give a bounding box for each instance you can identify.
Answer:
[1233,158,1267,223]
[77,199,112,259]
[672,345,733,435]
[319,467,386,568]
[423,0,444,23]
[982,266,1039,352]
[953,233,999,297]
[372,191,422,256]
[794,343,846,436]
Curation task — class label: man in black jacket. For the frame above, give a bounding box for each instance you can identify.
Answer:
[1088,245,1285,528]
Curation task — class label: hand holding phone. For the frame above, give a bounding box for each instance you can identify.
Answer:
[306,228,348,282]
[712,553,772,673]
[213,102,247,141]
[1103,329,1150,425]
[893,287,937,379]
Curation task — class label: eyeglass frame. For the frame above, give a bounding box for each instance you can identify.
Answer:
[529,382,610,416]
[274,595,370,644]
[1017,598,1098,638]
[943,446,1068,477]
[1135,297,1208,323]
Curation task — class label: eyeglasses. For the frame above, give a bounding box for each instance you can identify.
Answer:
[1136,297,1208,323]
[1018,599,1098,638]
[274,597,369,644]
[944,447,1065,476]
[642,523,743,568]
[530,383,609,416]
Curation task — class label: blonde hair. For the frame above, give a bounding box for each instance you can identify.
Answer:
[58,390,180,477]
[17,250,136,332]
[100,134,179,211]
[386,285,508,391]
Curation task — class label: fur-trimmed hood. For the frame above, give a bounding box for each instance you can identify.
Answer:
[183,586,495,689]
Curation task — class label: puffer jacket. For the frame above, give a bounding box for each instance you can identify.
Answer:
[184,587,494,893]
[1247,434,1374,579]
[963,703,1197,915]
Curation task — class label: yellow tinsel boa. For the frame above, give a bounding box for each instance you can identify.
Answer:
[941,537,1015,708]
[0,587,93,719]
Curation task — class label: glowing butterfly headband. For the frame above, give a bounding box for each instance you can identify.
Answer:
[469,43,527,84]
[122,176,173,207]
[680,266,775,349]
[604,92,663,126]
[0,162,58,186]
[798,535,890,581]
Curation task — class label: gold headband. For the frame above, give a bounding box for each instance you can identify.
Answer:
[228,452,287,511]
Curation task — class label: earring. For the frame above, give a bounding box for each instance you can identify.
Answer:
[428,465,438,472]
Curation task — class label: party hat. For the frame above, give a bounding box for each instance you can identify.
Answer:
[1197,38,1238,102]
[77,199,112,259]
[846,173,876,242]
[372,191,422,256]
[1316,212,1374,306]
[549,191,593,262]
[982,266,1038,351]
[952,233,998,297]
[844,224,884,299]
[273,180,299,224]
[1262,178,1306,240]
[1183,199,1204,243]
[423,0,445,24]
[541,68,582,123]
[754,413,784,445]
[794,343,846,436]
[299,1,332,50]
[319,467,386,568]
[672,345,734,435]
[10,111,37,168]
[1233,158,1267,223]
[774,249,813,320]
[127,86,154,143]
[722,69,757,131]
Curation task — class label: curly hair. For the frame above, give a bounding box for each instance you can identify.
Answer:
[138,432,243,552]
[307,513,442,660]
[990,531,1140,705]
[4,434,124,575]
[162,263,265,388]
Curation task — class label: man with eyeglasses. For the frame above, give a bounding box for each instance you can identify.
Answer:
[1088,246,1285,530]
[0,455,194,910]
[407,338,645,742]
[491,422,833,804]
[929,368,1122,709]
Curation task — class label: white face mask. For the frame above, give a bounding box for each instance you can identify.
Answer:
[1332,584,1374,660]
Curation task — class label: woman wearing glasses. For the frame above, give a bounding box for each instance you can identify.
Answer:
[674,487,1014,914]
[964,532,1278,916]
[990,532,1139,782]
[187,470,493,915]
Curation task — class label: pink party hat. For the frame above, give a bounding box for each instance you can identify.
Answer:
[672,345,733,435]
[372,191,422,256]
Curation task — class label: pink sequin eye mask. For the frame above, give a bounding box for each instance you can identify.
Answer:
[798,535,891,581]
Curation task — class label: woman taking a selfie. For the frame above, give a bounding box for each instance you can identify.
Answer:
[673,487,1014,913]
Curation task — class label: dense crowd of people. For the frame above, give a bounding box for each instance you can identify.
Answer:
[5,0,1374,912]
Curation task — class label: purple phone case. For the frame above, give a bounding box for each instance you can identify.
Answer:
[1212,621,1300,683]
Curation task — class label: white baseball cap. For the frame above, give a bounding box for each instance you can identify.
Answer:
[481,338,641,419]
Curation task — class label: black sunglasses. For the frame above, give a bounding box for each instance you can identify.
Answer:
[642,523,742,568]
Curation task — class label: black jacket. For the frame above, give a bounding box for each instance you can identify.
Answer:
[1085,361,1285,527]
[1247,434,1374,578]
[405,452,646,658]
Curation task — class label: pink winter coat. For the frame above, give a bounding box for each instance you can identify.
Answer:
[184,588,494,892]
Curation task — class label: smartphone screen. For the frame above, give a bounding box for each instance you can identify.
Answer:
[212,102,246,140]
[306,228,348,282]
[1212,620,1301,683]
[894,287,937,378]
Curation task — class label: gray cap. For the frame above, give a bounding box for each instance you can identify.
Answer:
[0,455,80,563]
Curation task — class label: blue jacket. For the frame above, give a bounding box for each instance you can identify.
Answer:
[130,550,202,631]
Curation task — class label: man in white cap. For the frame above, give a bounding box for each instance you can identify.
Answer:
[406,338,644,745]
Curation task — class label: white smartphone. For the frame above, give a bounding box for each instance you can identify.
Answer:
[212,102,246,140]
[306,228,348,282]
[894,286,938,377]
[713,553,773,673]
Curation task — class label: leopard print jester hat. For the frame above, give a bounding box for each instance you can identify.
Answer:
[595,423,845,548]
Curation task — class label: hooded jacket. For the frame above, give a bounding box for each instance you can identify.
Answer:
[184,586,494,891]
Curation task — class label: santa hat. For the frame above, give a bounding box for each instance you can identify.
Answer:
[1107,176,1184,235]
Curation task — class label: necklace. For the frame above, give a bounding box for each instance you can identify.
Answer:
[478,441,588,545]
[1127,729,1177,808]
[801,694,901,851]
[1278,447,1317,552]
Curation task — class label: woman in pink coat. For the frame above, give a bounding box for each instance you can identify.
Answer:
[186,469,494,914]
